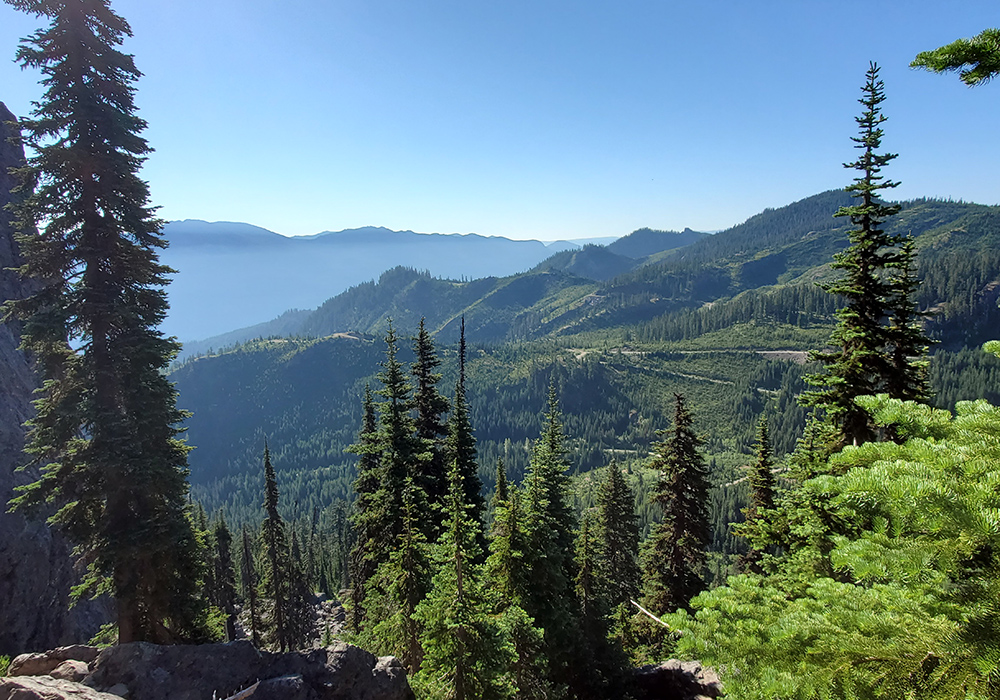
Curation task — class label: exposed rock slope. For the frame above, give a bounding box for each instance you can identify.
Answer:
[0,101,105,655]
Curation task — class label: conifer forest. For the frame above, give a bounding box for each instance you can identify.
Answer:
[3,1,1000,699]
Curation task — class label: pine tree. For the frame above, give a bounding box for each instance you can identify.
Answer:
[347,384,381,632]
[803,62,928,445]
[411,317,450,526]
[285,530,315,649]
[484,467,552,699]
[884,236,931,405]
[447,317,486,545]
[595,462,641,609]
[360,477,431,672]
[376,321,425,546]
[733,418,777,574]
[213,514,238,641]
[520,383,579,688]
[3,0,206,644]
[415,461,509,700]
[260,441,289,651]
[240,526,262,648]
[640,393,710,616]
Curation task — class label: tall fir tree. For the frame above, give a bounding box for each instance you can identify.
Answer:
[520,383,580,689]
[415,460,509,700]
[3,0,207,644]
[595,462,641,610]
[447,317,486,545]
[733,417,777,574]
[411,318,451,527]
[803,62,929,445]
[884,236,931,404]
[213,514,238,641]
[347,384,381,632]
[360,477,431,672]
[640,393,710,616]
[240,525,262,648]
[376,321,426,546]
[285,530,315,649]
[260,441,289,651]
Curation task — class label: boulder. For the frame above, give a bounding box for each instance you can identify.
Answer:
[9,646,102,677]
[0,676,123,700]
[83,641,414,700]
[631,659,723,700]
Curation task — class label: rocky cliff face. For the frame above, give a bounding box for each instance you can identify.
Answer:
[0,101,105,655]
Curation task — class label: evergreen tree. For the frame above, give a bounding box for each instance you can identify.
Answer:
[415,461,509,700]
[733,418,777,574]
[447,317,486,545]
[260,441,289,651]
[285,530,315,649]
[347,384,381,631]
[911,27,1000,86]
[213,514,238,641]
[885,236,931,405]
[484,466,551,699]
[640,393,710,616]
[595,462,641,609]
[411,317,451,526]
[360,477,431,671]
[3,0,207,644]
[520,383,579,688]
[803,62,927,446]
[376,321,425,546]
[240,526,262,648]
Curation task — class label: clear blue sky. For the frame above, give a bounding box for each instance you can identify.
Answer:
[1,1,997,240]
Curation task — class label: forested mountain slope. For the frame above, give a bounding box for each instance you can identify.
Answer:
[171,189,1000,544]
[183,192,1000,355]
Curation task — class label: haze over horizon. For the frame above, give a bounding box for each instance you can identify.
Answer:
[2,1,998,240]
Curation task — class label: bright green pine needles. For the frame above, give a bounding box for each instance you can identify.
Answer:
[670,342,1000,700]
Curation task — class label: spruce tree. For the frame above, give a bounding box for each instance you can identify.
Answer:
[803,62,929,445]
[285,530,315,649]
[240,526,262,648]
[640,393,710,616]
[213,514,238,641]
[733,417,777,574]
[447,317,486,545]
[411,317,450,525]
[885,236,931,404]
[347,384,381,631]
[375,321,425,546]
[260,442,289,651]
[3,0,206,644]
[360,477,431,672]
[415,460,509,700]
[484,468,551,699]
[520,383,579,688]
[595,462,641,609]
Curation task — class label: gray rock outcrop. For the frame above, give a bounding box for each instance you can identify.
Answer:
[0,676,125,700]
[0,101,107,655]
[631,659,723,700]
[82,641,412,700]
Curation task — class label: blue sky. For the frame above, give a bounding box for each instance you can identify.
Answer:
[1,1,997,240]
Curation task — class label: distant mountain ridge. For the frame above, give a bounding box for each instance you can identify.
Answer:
[179,191,1000,358]
[160,222,601,341]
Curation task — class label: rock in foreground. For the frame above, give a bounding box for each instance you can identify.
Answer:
[3,641,412,700]
[85,641,412,700]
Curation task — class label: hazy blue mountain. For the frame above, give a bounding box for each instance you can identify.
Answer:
[159,222,586,341]
[606,227,709,258]
[530,244,640,280]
